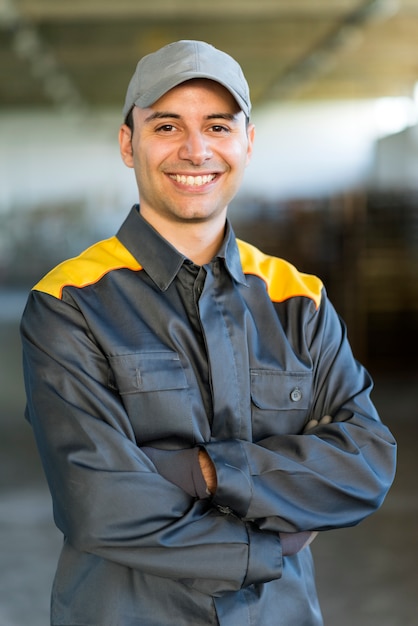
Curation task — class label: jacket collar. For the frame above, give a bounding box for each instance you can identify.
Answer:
[117,205,247,292]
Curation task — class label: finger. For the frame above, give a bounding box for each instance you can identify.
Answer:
[318,415,333,425]
[303,419,318,433]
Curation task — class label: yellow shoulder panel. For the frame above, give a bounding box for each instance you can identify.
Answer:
[33,236,142,299]
[237,239,323,309]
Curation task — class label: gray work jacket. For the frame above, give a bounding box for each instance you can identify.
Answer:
[21,206,396,625]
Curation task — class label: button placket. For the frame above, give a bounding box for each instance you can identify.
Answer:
[198,265,250,440]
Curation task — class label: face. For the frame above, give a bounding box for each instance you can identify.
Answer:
[119,79,255,229]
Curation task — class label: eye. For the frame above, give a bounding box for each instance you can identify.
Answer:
[210,124,230,133]
[156,124,177,133]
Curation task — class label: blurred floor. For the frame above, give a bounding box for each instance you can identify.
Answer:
[1,297,417,626]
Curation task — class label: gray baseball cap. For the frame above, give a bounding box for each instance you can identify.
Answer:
[123,40,251,119]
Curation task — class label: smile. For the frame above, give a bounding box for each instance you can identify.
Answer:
[169,174,216,186]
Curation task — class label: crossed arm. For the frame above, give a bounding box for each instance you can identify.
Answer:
[21,290,396,594]
[197,416,334,555]
[198,414,334,494]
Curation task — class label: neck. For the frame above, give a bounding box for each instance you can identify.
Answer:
[140,208,227,265]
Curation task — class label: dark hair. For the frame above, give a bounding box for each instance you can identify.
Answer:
[124,106,134,133]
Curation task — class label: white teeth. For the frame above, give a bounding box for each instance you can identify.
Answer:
[171,174,215,186]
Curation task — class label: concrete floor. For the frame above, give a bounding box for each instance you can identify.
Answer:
[1,299,417,626]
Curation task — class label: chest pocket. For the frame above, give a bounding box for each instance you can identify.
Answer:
[108,351,193,445]
[250,370,312,440]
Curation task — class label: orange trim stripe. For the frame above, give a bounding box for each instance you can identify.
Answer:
[33,236,142,299]
[33,233,322,307]
[237,239,322,309]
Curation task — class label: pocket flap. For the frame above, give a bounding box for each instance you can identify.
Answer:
[109,351,187,394]
[250,370,312,410]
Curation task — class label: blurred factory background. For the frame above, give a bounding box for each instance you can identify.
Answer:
[1,1,417,624]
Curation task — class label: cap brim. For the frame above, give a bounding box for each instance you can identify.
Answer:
[130,72,250,118]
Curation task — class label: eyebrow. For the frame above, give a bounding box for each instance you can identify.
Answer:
[144,111,240,123]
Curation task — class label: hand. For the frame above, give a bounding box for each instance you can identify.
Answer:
[302,414,333,433]
[198,449,217,495]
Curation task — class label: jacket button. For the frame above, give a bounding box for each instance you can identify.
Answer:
[290,387,302,402]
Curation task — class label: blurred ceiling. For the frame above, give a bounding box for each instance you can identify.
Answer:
[1,0,418,114]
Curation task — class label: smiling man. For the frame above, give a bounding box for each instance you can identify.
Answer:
[119,77,254,263]
[20,40,396,626]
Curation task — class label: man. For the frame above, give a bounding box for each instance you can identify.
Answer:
[21,40,396,625]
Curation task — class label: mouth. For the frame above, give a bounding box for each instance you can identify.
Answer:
[168,173,217,188]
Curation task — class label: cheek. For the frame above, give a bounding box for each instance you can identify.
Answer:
[134,153,166,199]
[135,147,157,182]
[228,137,252,166]
[137,142,172,174]
[226,142,252,177]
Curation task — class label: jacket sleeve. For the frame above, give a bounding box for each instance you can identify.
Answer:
[203,294,397,532]
[20,290,282,596]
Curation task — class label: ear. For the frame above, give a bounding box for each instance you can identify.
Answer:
[245,122,255,166]
[119,124,134,168]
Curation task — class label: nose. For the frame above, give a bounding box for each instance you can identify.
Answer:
[178,130,213,165]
